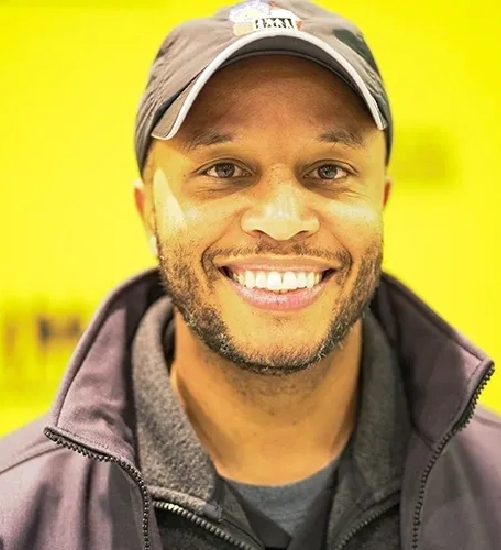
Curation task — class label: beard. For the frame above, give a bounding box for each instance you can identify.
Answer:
[156,234,383,377]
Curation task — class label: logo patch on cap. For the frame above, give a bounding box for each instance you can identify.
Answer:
[230,0,302,36]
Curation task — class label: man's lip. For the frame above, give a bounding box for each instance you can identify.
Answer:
[215,257,337,274]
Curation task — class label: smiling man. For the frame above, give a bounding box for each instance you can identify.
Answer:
[1,1,501,550]
[143,53,386,489]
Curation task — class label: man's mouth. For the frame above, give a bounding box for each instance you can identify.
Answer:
[219,266,335,294]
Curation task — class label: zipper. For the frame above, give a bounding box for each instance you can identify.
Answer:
[332,494,400,550]
[44,428,152,550]
[411,363,495,550]
[153,500,263,550]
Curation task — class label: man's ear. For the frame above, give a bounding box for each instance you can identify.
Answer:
[383,174,393,209]
[134,178,146,219]
[133,178,158,257]
[147,233,158,257]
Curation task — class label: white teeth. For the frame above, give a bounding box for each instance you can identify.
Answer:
[244,271,255,288]
[228,269,326,291]
[255,272,267,289]
[296,273,308,288]
[283,272,298,290]
[265,271,282,290]
[306,273,315,289]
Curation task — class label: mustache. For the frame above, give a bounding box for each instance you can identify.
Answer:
[204,243,352,269]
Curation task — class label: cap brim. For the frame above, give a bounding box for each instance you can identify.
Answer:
[151,29,386,141]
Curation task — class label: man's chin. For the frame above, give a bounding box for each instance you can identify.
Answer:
[212,332,340,375]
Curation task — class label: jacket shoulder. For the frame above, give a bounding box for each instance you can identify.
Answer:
[0,415,58,475]
[0,416,141,550]
[418,405,501,549]
[454,403,501,465]
[473,404,501,432]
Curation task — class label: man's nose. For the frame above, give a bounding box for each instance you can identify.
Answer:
[241,179,320,242]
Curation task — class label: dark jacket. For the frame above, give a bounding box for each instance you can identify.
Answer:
[0,269,500,550]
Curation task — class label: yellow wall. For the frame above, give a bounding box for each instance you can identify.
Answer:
[0,0,500,436]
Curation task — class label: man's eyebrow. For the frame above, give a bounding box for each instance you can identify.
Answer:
[317,129,365,149]
[179,128,365,152]
[180,130,234,152]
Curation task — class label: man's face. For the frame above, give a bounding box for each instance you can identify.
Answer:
[139,54,390,375]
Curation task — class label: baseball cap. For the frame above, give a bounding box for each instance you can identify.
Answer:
[134,0,393,175]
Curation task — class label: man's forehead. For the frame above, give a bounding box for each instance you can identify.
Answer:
[178,74,375,149]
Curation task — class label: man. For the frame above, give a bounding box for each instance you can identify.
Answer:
[0,0,500,549]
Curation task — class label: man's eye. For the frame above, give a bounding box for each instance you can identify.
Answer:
[201,162,348,180]
[203,162,248,178]
[308,164,348,180]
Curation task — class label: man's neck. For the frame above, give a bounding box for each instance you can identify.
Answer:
[170,315,363,485]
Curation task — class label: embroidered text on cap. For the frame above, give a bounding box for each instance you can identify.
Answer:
[230,0,302,36]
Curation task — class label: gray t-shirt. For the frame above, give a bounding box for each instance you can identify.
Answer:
[224,457,338,548]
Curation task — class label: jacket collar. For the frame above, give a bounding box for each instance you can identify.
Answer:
[371,273,494,443]
[131,295,219,514]
[45,268,495,469]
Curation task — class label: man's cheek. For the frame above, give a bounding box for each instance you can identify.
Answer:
[152,169,189,232]
[338,206,383,245]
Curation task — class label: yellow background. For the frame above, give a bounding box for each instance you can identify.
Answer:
[0,0,500,437]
